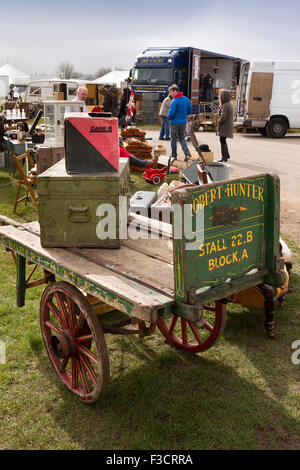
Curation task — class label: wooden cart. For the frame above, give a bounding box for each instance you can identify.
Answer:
[0,174,288,404]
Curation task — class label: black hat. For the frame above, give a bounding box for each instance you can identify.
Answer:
[199,144,210,152]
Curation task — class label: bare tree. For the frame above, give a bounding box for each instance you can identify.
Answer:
[72,71,83,79]
[95,67,112,78]
[56,61,76,79]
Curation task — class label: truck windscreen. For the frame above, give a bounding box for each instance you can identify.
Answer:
[133,67,172,85]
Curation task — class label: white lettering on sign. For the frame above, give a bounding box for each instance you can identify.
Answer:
[96,204,116,240]
[118,196,128,239]
[194,56,200,79]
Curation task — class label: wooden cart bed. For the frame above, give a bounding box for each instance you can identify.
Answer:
[0,217,175,322]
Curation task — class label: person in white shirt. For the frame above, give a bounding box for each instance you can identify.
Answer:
[71,86,88,112]
[64,86,88,116]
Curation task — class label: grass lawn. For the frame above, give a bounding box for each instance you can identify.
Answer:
[139,124,161,131]
[0,167,299,450]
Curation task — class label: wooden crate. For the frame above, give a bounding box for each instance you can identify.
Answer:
[36,146,64,175]
[190,150,214,162]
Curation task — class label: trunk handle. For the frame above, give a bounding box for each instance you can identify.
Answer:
[68,205,90,223]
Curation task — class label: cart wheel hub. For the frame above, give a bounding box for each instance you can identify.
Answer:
[51,329,77,359]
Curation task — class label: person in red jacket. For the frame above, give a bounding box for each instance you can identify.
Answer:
[167,85,193,162]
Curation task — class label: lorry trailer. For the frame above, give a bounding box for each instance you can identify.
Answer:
[131,47,242,111]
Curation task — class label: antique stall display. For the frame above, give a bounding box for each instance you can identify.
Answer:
[4,100,30,120]
[0,173,291,404]
[121,127,146,141]
[43,101,85,147]
[120,126,155,171]
[124,138,153,162]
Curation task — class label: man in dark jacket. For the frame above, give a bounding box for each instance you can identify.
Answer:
[203,73,213,101]
[118,88,131,129]
[0,114,6,152]
[167,85,193,162]
[217,89,234,162]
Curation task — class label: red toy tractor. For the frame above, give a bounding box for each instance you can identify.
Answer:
[143,158,179,185]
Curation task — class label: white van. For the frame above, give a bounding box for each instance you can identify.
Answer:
[24,78,89,103]
[236,60,300,137]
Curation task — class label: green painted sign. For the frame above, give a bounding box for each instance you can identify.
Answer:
[172,174,284,303]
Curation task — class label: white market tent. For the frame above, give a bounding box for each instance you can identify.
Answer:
[0,63,31,86]
[93,70,129,88]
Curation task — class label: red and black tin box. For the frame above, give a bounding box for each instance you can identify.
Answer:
[64,112,119,173]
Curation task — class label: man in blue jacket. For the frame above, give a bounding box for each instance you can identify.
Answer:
[167,85,193,162]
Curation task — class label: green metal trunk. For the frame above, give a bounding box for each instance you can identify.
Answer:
[38,158,130,248]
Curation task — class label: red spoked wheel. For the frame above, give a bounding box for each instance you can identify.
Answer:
[157,301,227,353]
[40,281,110,404]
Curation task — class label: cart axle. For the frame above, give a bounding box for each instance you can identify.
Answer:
[51,329,77,360]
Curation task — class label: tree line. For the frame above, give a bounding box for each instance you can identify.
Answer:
[56,61,126,80]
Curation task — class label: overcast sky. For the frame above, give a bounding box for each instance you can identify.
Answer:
[1,0,300,76]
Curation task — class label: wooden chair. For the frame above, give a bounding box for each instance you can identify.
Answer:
[13,152,38,213]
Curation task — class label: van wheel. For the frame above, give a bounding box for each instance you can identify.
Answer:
[266,118,287,138]
[257,127,267,136]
